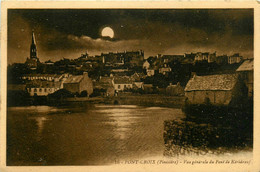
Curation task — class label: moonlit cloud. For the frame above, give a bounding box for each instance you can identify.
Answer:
[7,9,253,64]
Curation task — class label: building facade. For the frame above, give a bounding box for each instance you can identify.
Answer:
[236,59,254,97]
[184,74,247,106]
[63,72,93,95]
[228,53,243,64]
[26,81,61,96]
[113,76,133,91]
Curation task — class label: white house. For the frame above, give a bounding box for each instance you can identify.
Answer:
[113,76,133,91]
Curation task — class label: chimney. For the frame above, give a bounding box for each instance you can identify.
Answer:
[83,72,88,77]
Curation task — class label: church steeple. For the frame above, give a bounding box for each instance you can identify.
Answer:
[30,31,37,59]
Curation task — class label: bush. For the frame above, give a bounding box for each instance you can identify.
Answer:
[7,90,30,106]
[80,90,88,97]
[90,88,106,97]
[48,89,74,99]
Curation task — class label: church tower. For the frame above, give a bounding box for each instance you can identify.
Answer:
[30,31,37,59]
[25,31,40,69]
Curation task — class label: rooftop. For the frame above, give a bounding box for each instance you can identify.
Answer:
[23,74,61,78]
[63,75,84,84]
[185,74,238,91]
[236,59,254,72]
[26,80,61,88]
[114,76,132,84]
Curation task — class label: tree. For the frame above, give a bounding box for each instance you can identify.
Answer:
[80,90,88,97]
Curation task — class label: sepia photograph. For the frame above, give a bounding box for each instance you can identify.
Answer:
[1,1,259,171]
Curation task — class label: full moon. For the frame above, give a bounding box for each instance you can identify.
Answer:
[101,27,114,38]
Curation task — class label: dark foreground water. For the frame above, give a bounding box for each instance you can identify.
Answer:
[7,103,252,166]
[7,103,185,165]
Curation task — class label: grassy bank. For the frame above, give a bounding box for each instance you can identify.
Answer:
[109,94,185,108]
[62,93,185,108]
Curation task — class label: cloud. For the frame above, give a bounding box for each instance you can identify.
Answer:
[7,9,253,64]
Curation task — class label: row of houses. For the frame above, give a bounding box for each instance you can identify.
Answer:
[93,74,184,97]
[80,51,242,76]
[142,52,244,76]
[9,59,253,104]
[10,72,93,97]
[101,50,144,66]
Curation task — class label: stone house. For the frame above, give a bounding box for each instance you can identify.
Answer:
[94,76,115,97]
[184,74,247,106]
[166,82,184,96]
[236,59,253,97]
[63,72,93,96]
[113,76,133,91]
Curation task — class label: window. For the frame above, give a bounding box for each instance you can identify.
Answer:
[34,88,37,92]
[39,88,42,92]
[44,88,47,92]
[118,85,120,89]
[124,85,126,89]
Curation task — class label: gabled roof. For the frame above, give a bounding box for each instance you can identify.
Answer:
[99,77,113,83]
[22,74,61,78]
[131,72,146,81]
[63,75,84,84]
[114,76,132,84]
[26,80,61,88]
[236,59,253,72]
[185,74,238,91]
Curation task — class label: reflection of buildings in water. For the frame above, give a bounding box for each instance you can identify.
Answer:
[33,106,53,113]
[98,108,138,140]
[30,116,48,141]
[107,109,132,140]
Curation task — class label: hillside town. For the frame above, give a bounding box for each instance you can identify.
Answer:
[6,8,254,167]
[7,32,253,106]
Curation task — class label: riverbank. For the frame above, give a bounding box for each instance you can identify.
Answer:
[7,92,186,108]
[63,93,185,108]
[163,114,253,157]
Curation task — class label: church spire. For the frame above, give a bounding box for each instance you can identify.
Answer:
[32,31,36,45]
[30,31,37,59]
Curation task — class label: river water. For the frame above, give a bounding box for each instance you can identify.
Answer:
[7,103,185,165]
[7,103,252,166]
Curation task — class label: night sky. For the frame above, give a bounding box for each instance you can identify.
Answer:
[8,9,253,64]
